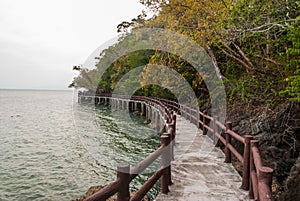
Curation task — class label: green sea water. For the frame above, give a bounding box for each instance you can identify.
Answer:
[0,90,160,200]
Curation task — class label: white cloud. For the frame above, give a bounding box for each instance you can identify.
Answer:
[0,0,144,89]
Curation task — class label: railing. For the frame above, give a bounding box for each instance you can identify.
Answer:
[78,94,273,201]
[155,97,273,201]
[79,94,176,201]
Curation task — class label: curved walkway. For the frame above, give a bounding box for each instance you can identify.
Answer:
[156,115,250,201]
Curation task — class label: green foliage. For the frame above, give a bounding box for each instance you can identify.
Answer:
[280,21,300,102]
[217,0,300,105]
[95,49,155,93]
[281,75,300,102]
[70,0,300,106]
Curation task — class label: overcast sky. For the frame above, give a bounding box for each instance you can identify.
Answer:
[0,0,144,90]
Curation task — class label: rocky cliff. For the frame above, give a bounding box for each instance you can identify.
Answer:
[227,102,300,200]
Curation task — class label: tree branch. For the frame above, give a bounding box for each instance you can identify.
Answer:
[234,19,296,33]
[232,42,254,67]
[255,55,281,66]
[204,45,226,80]
[216,44,252,72]
[220,40,241,59]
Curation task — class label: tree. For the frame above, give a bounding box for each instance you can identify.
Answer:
[70,0,299,104]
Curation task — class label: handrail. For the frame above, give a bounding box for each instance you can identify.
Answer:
[250,140,273,201]
[78,93,273,201]
[79,94,175,201]
[133,95,273,200]
[164,101,274,201]
[130,144,165,181]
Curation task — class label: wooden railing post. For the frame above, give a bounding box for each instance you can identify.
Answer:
[146,105,150,123]
[134,102,137,112]
[249,140,255,199]
[180,105,183,118]
[225,122,232,163]
[213,116,220,147]
[164,132,173,186]
[172,114,176,133]
[141,103,144,116]
[126,101,129,113]
[197,111,200,128]
[160,134,171,194]
[167,117,175,161]
[200,113,203,130]
[155,111,160,131]
[241,135,253,190]
[203,112,207,135]
[117,163,130,201]
[258,166,274,201]
[251,140,261,200]
[165,109,169,124]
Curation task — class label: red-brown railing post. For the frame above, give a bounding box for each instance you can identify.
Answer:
[176,102,180,114]
[197,111,200,128]
[164,132,173,186]
[172,114,176,133]
[241,135,253,190]
[140,103,144,116]
[167,114,175,161]
[250,140,260,200]
[249,140,255,199]
[160,134,170,194]
[200,112,203,130]
[203,112,207,135]
[258,166,274,201]
[165,109,170,124]
[224,122,232,163]
[213,116,220,147]
[117,163,130,201]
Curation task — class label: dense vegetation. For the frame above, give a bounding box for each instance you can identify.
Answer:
[70,0,299,106]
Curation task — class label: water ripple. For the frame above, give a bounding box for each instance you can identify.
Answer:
[0,90,160,200]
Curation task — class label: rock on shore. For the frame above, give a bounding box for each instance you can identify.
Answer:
[73,185,149,201]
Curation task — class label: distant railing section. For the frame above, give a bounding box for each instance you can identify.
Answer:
[78,93,273,201]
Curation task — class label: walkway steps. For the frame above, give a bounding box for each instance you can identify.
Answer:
[155,115,250,201]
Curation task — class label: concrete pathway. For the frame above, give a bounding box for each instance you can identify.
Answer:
[155,115,250,201]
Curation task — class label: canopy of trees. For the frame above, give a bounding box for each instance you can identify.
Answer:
[70,0,299,104]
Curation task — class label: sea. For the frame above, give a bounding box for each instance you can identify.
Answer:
[0,89,160,201]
